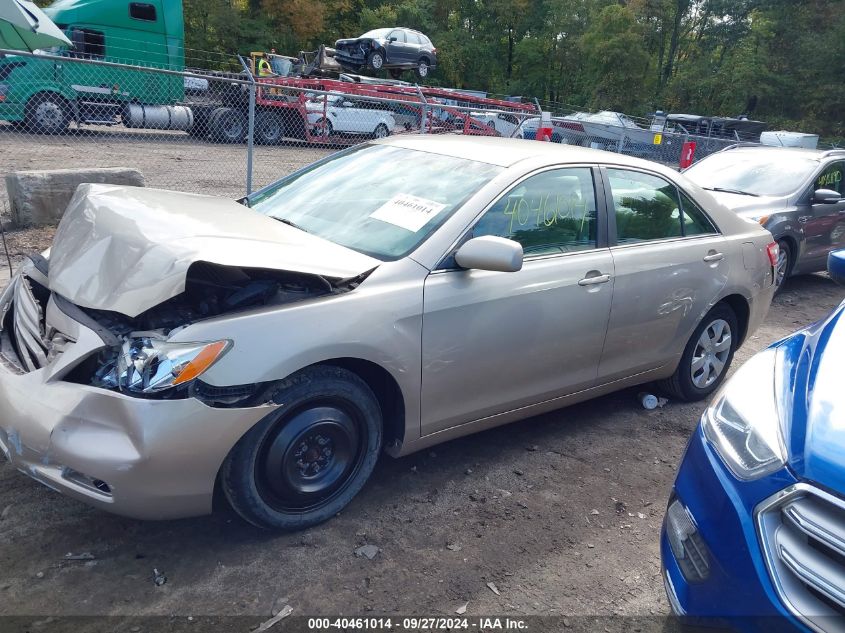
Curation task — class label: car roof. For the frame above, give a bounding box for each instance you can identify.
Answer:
[376,135,678,173]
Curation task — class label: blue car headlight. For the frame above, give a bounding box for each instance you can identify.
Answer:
[702,348,787,480]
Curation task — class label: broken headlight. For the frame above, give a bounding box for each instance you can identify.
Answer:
[96,337,231,394]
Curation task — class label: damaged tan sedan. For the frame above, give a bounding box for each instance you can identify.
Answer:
[0,136,778,530]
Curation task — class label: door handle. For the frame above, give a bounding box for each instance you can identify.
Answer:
[703,252,724,263]
[578,273,611,286]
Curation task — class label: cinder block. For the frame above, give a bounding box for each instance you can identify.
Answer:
[5,168,145,228]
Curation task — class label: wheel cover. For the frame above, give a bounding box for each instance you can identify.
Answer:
[256,402,366,513]
[371,53,383,69]
[418,62,428,77]
[775,246,789,287]
[374,125,388,138]
[35,101,62,129]
[690,318,732,389]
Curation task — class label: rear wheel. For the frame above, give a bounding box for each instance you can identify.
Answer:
[367,51,385,71]
[255,110,285,145]
[209,107,246,143]
[312,117,333,138]
[220,366,382,531]
[25,93,69,134]
[415,59,430,79]
[658,303,738,402]
[774,239,793,292]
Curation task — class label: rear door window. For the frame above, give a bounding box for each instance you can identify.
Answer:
[608,169,683,243]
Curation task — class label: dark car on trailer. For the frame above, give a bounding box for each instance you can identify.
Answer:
[334,28,437,79]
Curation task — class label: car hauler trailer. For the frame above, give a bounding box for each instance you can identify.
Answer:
[0,0,537,142]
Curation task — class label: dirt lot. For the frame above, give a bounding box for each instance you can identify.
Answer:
[1,127,844,630]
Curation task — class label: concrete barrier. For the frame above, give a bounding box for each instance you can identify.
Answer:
[5,168,145,228]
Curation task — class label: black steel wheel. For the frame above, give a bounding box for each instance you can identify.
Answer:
[220,366,382,530]
[208,107,246,143]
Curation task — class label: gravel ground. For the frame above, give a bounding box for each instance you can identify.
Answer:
[1,126,844,629]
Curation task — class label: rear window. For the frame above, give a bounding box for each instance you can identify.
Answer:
[129,2,157,21]
[685,152,819,197]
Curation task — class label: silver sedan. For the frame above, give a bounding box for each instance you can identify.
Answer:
[0,136,777,530]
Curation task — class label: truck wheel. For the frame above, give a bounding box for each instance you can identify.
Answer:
[255,110,285,145]
[367,51,384,71]
[25,93,69,134]
[415,59,430,79]
[209,107,246,143]
[220,365,382,531]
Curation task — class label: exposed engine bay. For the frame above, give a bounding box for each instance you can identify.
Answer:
[0,258,371,403]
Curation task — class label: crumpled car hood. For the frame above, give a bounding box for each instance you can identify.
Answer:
[48,184,380,317]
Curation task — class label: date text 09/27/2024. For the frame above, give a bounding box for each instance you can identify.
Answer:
[307,617,529,630]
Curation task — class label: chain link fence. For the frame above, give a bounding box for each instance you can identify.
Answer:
[1,46,787,230]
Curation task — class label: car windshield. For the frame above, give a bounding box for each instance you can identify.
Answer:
[361,29,391,39]
[685,152,819,197]
[250,144,502,260]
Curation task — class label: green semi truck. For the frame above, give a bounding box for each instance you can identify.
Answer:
[0,0,200,134]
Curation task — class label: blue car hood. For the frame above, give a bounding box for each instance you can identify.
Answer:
[780,300,845,494]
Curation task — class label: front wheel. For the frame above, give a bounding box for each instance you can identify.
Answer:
[774,239,793,292]
[658,303,738,402]
[372,123,389,139]
[220,366,382,530]
[25,93,69,134]
[367,51,384,71]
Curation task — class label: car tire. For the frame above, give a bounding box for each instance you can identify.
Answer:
[415,59,430,79]
[220,365,383,531]
[255,110,285,145]
[389,68,404,80]
[658,303,738,402]
[313,117,333,139]
[25,92,70,134]
[774,239,793,293]
[367,51,384,71]
[372,123,389,139]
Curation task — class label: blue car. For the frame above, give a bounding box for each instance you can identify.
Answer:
[661,249,845,632]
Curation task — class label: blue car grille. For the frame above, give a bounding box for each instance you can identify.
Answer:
[757,485,845,633]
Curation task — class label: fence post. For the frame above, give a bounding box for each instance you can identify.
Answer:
[415,84,428,134]
[238,55,256,196]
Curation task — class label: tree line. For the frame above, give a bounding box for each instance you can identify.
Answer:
[40,0,845,141]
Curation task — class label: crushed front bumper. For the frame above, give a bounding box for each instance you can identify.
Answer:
[0,269,276,520]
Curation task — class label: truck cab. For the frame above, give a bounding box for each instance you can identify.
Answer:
[0,0,186,133]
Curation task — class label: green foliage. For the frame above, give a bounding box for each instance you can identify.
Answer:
[173,0,841,139]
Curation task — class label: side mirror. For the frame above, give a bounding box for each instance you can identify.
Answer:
[829,250,845,286]
[813,188,842,204]
[342,101,354,107]
[388,37,398,42]
[454,236,523,273]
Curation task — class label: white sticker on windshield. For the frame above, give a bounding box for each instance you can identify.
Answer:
[370,193,448,232]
